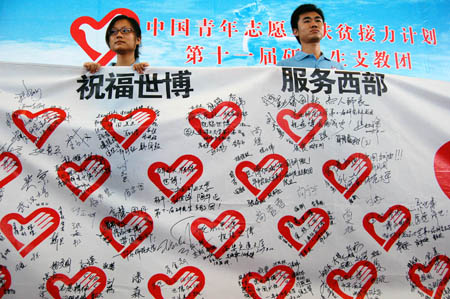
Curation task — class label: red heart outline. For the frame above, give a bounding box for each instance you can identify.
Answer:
[57,155,111,202]
[409,255,450,299]
[100,211,154,258]
[277,103,327,149]
[322,153,372,199]
[327,260,377,299]
[147,266,205,299]
[101,108,157,150]
[278,208,330,256]
[0,207,60,257]
[188,101,242,149]
[0,265,11,297]
[148,154,203,203]
[0,152,22,188]
[235,153,288,202]
[46,266,107,299]
[70,8,140,66]
[363,204,411,252]
[12,108,66,149]
[434,141,450,199]
[242,265,295,299]
[191,210,246,258]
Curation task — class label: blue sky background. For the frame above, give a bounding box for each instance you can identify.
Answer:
[0,0,448,81]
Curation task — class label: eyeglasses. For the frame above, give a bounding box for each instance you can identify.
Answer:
[109,27,134,36]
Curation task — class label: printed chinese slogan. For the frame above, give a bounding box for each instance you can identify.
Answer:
[0,62,449,299]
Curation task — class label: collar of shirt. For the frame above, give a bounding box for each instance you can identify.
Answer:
[109,58,140,66]
[295,51,330,62]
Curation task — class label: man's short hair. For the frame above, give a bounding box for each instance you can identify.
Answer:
[291,4,325,43]
[105,15,142,59]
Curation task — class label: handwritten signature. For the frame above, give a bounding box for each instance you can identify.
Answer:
[15,80,42,101]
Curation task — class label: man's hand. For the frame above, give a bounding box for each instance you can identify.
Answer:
[83,62,101,73]
[133,62,149,74]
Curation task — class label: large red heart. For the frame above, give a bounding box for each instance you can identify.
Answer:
[100,211,153,258]
[434,141,450,199]
[57,155,111,202]
[188,101,242,149]
[147,266,205,299]
[242,265,295,299]
[0,152,22,188]
[70,8,140,65]
[363,204,411,251]
[0,208,60,257]
[0,265,11,297]
[12,108,66,149]
[191,210,246,258]
[46,266,107,299]
[277,103,327,149]
[235,153,288,202]
[409,255,450,299]
[278,208,330,256]
[101,108,157,150]
[148,154,203,203]
[322,153,372,199]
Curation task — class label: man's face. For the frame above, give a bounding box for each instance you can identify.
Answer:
[293,11,324,44]
[108,19,140,54]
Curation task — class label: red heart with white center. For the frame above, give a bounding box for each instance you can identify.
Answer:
[148,154,203,203]
[12,108,66,149]
[0,208,60,257]
[235,153,288,202]
[101,108,157,150]
[46,266,107,299]
[0,152,22,188]
[277,103,327,149]
[100,211,153,258]
[57,155,111,202]
[70,8,140,65]
[242,265,295,299]
[278,207,330,256]
[326,260,377,299]
[0,265,11,297]
[148,266,205,299]
[363,204,411,252]
[409,255,450,299]
[434,141,450,199]
[322,153,372,199]
[191,210,246,258]
[188,101,242,149]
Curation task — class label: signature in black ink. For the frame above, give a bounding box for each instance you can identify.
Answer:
[15,80,42,102]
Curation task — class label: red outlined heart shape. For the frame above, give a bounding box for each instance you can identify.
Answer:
[57,155,111,202]
[148,266,205,299]
[148,154,203,203]
[0,265,11,297]
[46,266,107,299]
[188,101,242,149]
[409,255,450,299]
[235,153,288,202]
[242,265,295,299]
[323,153,372,199]
[0,152,22,188]
[191,210,246,258]
[100,211,153,258]
[434,141,450,199]
[12,108,66,149]
[70,8,140,65]
[363,204,411,252]
[0,207,60,257]
[101,108,157,150]
[278,207,330,256]
[277,103,327,149]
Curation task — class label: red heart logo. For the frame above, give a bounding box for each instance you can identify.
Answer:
[277,103,327,149]
[323,153,372,199]
[409,255,450,299]
[46,266,107,299]
[100,211,153,258]
[434,141,450,199]
[363,204,411,252]
[70,8,140,65]
[278,208,330,256]
[0,208,60,257]
[191,210,246,258]
[0,265,12,297]
[101,108,157,150]
[148,154,203,203]
[57,155,111,202]
[188,101,242,149]
[148,266,205,299]
[0,152,22,188]
[242,265,295,299]
[235,153,288,202]
[12,108,66,149]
